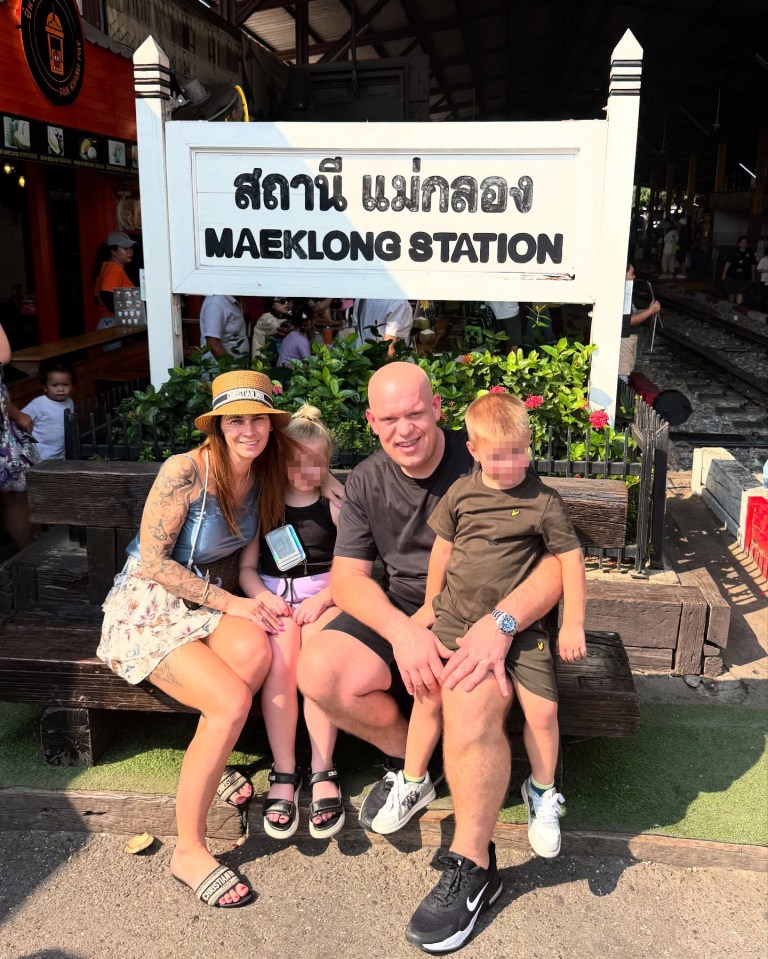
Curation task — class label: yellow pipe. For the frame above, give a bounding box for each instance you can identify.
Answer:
[234,85,249,123]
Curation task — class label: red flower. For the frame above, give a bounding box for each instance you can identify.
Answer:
[589,410,609,430]
[489,385,508,394]
[459,354,473,364]
[524,394,544,409]
[271,381,283,395]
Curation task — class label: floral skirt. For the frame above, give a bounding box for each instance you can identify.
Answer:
[97,555,222,685]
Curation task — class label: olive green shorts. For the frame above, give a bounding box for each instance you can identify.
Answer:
[435,615,558,703]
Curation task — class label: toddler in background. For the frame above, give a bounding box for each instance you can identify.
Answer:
[22,361,74,461]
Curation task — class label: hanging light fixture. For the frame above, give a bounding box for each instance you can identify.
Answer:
[18,174,25,188]
[3,163,14,175]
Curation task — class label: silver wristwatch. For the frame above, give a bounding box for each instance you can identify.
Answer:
[491,608,519,636]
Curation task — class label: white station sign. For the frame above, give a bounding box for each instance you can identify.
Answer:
[166,121,607,302]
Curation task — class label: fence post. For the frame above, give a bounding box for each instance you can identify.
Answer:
[588,30,643,422]
[649,412,669,569]
[133,37,183,387]
[64,409,80,460]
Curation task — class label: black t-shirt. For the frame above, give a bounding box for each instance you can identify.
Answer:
[334,428,475,610]
[259,499,336,578]
[727,249,757,279]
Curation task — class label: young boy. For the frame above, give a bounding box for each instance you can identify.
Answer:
[369,391,587,858]
[21,362,74,461]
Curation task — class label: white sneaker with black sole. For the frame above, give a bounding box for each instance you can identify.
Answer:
[521,776,565,858]
[370,770,436,834]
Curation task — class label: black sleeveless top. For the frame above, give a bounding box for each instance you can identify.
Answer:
[259,498,336,578]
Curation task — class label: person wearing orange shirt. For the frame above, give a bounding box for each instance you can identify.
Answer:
[92,231,136,329]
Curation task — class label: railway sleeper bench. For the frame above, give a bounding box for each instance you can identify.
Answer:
[0,460,639,767]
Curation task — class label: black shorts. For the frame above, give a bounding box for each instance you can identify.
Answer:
[325,600,418,717]
[726,278,751,296]
[326,602,558,711]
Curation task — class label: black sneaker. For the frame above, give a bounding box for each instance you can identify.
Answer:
[405,842,503,954]
[358,757,402,830]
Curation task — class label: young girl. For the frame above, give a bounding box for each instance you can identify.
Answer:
[240,405,343,840]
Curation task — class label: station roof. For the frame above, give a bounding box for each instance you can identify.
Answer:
[224,0,767,196]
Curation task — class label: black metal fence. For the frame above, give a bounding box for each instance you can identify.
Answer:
[64,380,669,573]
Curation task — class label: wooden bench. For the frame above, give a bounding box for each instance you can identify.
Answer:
[0,460,638,765]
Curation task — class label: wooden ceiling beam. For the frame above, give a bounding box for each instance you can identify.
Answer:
[276,17,465,59]
[236,0,321,17]
[454,0,486,119]
[398,0,459,116]
[317,0,394,63]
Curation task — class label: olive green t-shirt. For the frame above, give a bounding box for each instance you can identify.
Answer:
[428,470,580,638]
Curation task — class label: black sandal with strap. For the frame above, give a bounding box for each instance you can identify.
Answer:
[308,767,345,840]
[262,767,302,840]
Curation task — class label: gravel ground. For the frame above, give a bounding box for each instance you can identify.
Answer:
[1,831,766,959]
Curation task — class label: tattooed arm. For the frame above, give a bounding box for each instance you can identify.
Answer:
[138,453,260,620]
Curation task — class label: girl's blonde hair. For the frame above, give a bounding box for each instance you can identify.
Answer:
[284,404,333,463]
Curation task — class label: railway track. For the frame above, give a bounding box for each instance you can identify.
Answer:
[634,287,768,405]
[631,284,767,472]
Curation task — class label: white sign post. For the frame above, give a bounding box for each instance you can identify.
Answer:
[134,31,642,421]
[133,37,183,385]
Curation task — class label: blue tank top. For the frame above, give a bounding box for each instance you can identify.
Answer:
[126,456,259,566]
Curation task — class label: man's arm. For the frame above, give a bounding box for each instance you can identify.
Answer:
[205,336,227,358]
[330,555,451,695]
[441,551,562,694]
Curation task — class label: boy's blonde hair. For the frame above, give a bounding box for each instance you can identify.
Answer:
[285,404,333,461]
[464,392,530,444]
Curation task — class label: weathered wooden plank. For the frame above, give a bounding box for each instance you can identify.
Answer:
[26,460,160,527]
[0,788,244,840]
[625,647,674,670]
[674,590,708,674]
[0,621,634,739]
[87,527,119,605]
[1,788,761,871]
[552,631,639,737]
[40,707,115,767]
[584,581,685,649]
[27,462,627,550]
[348,811,768,871]
[541,477,627,547]
[663,512,731,649]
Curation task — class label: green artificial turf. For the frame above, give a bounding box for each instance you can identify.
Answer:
[500,703,768,846]
[0,702,765,846]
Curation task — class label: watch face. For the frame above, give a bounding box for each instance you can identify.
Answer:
[495,612,517,634]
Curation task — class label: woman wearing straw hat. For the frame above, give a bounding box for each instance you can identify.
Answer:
[97,371,293,908]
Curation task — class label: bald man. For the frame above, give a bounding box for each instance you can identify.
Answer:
[297,363,562,952]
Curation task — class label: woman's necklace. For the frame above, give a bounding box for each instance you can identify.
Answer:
[232,463,252,494]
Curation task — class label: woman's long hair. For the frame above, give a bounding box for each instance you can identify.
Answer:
[203,420,297,536]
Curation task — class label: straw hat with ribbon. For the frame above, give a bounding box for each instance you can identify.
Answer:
[195,371,291,433]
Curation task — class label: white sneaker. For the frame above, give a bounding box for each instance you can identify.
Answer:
[370,770,436,835]
[521,777,565,858]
